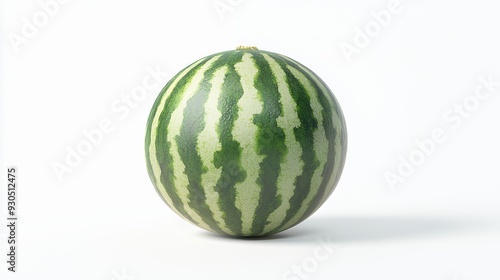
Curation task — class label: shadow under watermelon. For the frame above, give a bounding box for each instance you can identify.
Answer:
[198,214,492,244]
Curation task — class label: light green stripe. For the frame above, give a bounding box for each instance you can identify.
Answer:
[148,58,205,219]
[261,54,304,234]
[166,55,222,230]
[279,65,329,230]
[197,65,234,235]
[233,53,265,235]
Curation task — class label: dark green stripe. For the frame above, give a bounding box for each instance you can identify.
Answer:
[313,108,347,215]
[212,51,247,236]
[145,61,195,180]
[299,81,337,222]
[148,57,211,226]
[144,61,194,220]
[249,53,286,236]
[268,55,320,234]
[176,58,229,234]
[278,55,346,224]
[319,82,348,206]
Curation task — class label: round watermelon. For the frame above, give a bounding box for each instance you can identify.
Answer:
[145,47,347,237]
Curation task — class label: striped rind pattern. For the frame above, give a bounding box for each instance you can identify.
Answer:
[145,49,347,236]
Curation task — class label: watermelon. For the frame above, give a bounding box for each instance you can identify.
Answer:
[145,47,347,237]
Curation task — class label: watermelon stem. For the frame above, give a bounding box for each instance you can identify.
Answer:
[236,45,258,50]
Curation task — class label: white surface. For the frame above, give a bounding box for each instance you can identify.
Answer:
[1,0,500,279]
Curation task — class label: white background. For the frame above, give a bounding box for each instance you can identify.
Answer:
[1,0,500,279]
